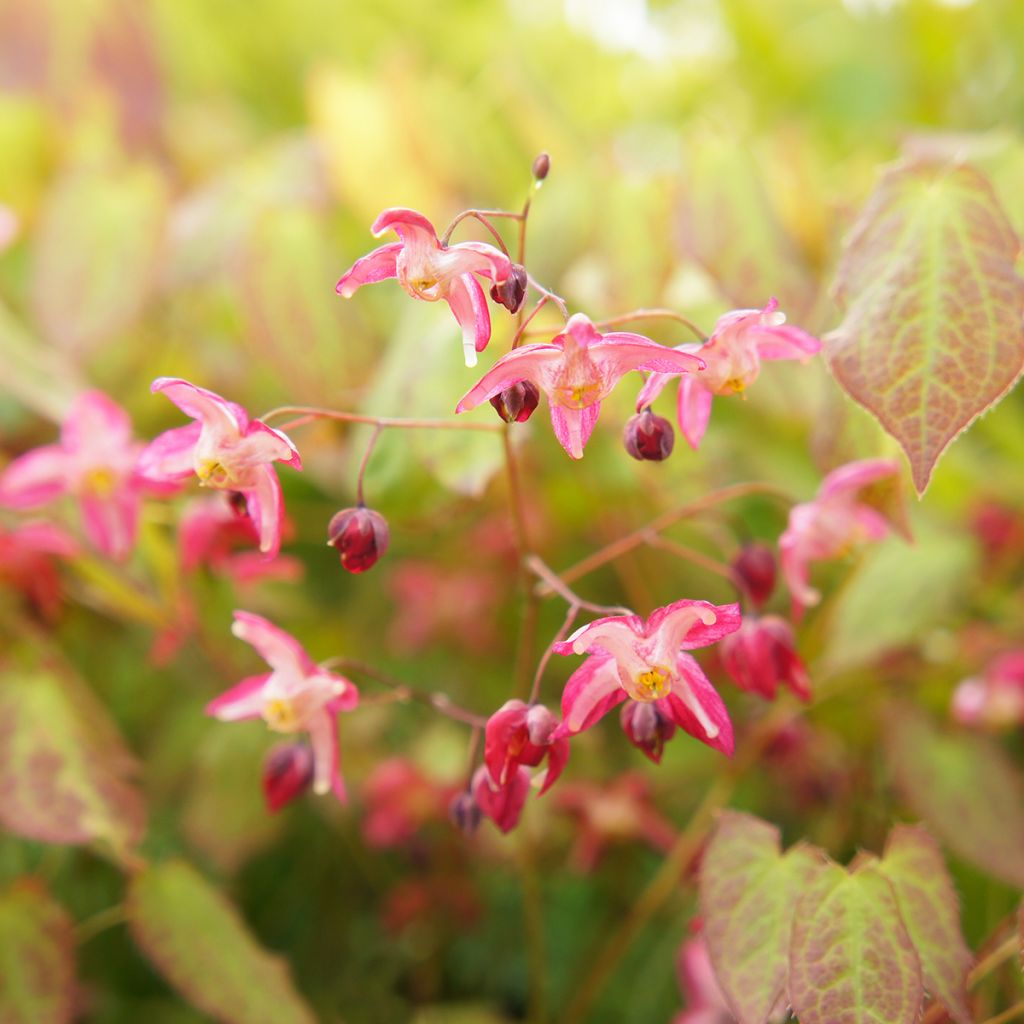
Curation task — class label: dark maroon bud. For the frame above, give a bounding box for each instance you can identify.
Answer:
[532,152,550,181]
[620,702,676,764]
[489,263,528,314]
[228,491,249,517]
[623,409,674,462]
[263,743,314,813]
[489,380,540,423]
[448,790,482,835]
[731,542,776,609]
[327,505,389,573]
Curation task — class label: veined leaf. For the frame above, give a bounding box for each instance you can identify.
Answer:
[127,861,315,1024]
[827,160,1024,494]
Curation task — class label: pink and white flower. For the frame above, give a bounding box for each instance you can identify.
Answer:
[780,458,901,612]
[0,391,164,560]
[336,207,514,367]
[636,299,821,449]
[719,615,811,702]
[207,611,359,802]
[457,312,706,459]
[483,700,568,794]
[553,599,741,755]
[139,378,301,557]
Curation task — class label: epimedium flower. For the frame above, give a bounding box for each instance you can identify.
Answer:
[718,615,811,702]
[456,312,706,460]
[471,764,532,834]
[553,599,741,755]
[0,390,167,560]
[138,378,301,558]
[206,611,358,802]
[335,207,514,368]
[484,700,568,795]
[779,457,901,612]
[636,299,821,450]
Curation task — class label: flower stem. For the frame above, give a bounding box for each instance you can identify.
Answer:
[642,533,737,585]
[259,405,504,433]
[593,308,707,341]
[440,207,524,250]
[75,904,127,944]
[528,603,579,705]
[355,424,382,506]
[525,555,633,616]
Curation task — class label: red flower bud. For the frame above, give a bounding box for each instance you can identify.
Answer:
[623,409,674,461]
[263,743,314,813]
[489,380,540,423]
[719,616,811,702]
[730,543,776,609]
[327,505,389,573]
[532,152,551,181]
[448,790,482,835]
[489,263,529,314]
[620,702,677,763]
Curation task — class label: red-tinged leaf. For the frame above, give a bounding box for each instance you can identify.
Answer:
[0,661,145,863]
[29,162,166,354]
[877,824,973,1024]
[789,862,922,1024]
[886,709,1024,889]
[826,160,1024,494]
[699,811,826,1024]
[0,879,76,1024]
[127,861,316,1024]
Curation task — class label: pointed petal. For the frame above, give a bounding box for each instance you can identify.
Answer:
[62,391,133,450]
[455,344,562,412]
[371,207,439,245]
[677,376,714,449]
[0,445,69,507]
[137,423,202,481]
[79,487,140,561]
[538,737,570,795]
[557,613,645,663]
[235,420,302,471]
[549,403,601,460]
[335,242,401,298]
[242,464,284,556]
[664,654,733,755]
[484,700,529,785]
[151,378,245,436]
[647,599,742,653]
[445,273,490,367]
[473,764,531,833]
[819,458,900,500]
[591,335,705,380]
[755,324,822,361]
[558,654,628,735]
[206,673,270,720]
[231,610,316,676]
[307,710,344,800]
[636,370,674,412]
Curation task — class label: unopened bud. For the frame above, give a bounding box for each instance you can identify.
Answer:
[621,702,676,764]
[489,380,540,423]
[731,543,776,609]
[532,152,550,181]
[489,263,528,314]
[263,743,314,813]
[448,790,482,835]
[623,409,674,462]
[327,505,389,573]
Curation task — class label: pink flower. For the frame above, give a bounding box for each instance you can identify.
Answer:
[206,611,358,802]
[637,299,821,449]
[779,458,901,611]
[484,701,568,795]
[335,207,514,367]
[553,599,741,755]
[719,615,811,702]
[139,378,301,557]
[0,391,163,560]
[952,651,1024,730]
[471,764,532,834]
[0,521,78,620]
[457,313,705,459]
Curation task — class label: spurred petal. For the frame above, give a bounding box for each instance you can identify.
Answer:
[635,370,674,412]
[819,457,900,500]
[79,487,140,561]
[455,344,563,412]
[647,599,741,652]
[447,240,513,283]
[371,207,438,245]
[677,377,714,450]
[206,673,270,720]
[335,242,401,298]
[755,323,822,361]
[151,377,246,437]
[61,391,133,450]
[557,613,645,662]
[307,710,344,800]
[0,445,69,507]
[243,464,284,556]
[234,421,302,471]
[137,423,202,481]
[558,654,628,735]
[591,335,705,380]
[445,273,491,367]
[549,402,601,460]
[662,654,734,755]
[231,610,316,676]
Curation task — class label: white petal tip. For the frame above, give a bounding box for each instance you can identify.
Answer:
[313,780,330,795]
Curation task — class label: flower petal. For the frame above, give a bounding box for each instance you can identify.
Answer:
[647,599,741,653]
[591,335,705,380]
[446,240,512,283]
[473,764,531,833]
[137,423,202,481]
[242,464,284,556]
[538,736,570,795]
[235,420,302,471]
[557,613,645,663]
[231,610,316,676]
[663,653,733,755]
[324,673,359,713]
[445,272,491,367]
[0,444,69,507]
[61,391,133,450]
[635,370,674,412]
[335,242,401,298]
[549,402,601,460]
[677,376,714,449]
[151,377,246,436]
[13,521,79,557]
[754,324,822,361]
[79,487,140,561]
[455,344,563,412]
[206,673,270,720]
[818,457,900,500]
[371,207,439,245]
[307,710,344,800]
[558,654,628,735]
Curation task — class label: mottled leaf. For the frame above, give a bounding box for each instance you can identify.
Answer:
[0,879,76,1024]
[127,861,315,1024]
[699,811,825,1024]
[827,160,1024,494]
[0,661,145,862]
[30,162,166,354]
[878,824,973,1024]
[886,709,1024,889]
[789,862,922,1024]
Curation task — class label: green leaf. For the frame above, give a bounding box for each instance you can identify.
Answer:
[789,862,922,1024]
[0,661,145,863]
[0,879,76,1024]
[29,162,166,354]
[699,811,825,1024]
[877,824,973,1024]
[827,160,1024,494]
[886,709,1024,889]
[127,861,316,1024]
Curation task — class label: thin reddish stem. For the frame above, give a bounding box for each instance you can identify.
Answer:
[528,602,579,705]
[259,405,504,433]
[525,555,633,616]
[440,208,517,255]
[642,533,737,584]
[593,308,707,342]
[355,424,382,506]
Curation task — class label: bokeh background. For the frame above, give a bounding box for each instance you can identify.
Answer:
[2,0,1024,1021]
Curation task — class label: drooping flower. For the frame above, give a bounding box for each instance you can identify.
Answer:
[0,520,78,620]
[207,611,358,802]
[139,378,301,557]
[262,743,315,813]
[327,505,389,574]
[471,764,532,834]
[457,313,705,459]
[719,615,811,702]
[729,542,777,610]
[335,207,514,367]
[483,700,568,795]
[0,391,166,560]
[779,458,901,612]
[553,599,741,755]
[952,651,1024,730]
[637,299,821,449]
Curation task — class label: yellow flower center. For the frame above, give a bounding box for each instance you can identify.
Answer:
[83,466,117,497]
[197,459,233,488]
[557,382,601,409]
[634,664,671,701]
[722,377,747,395]
[407,277,439,299]
[263,698,300,732]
